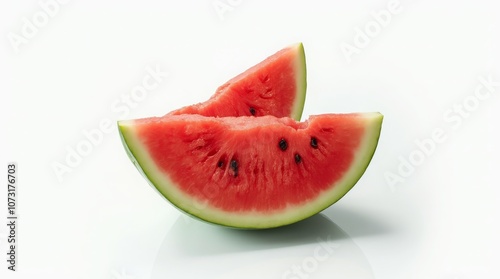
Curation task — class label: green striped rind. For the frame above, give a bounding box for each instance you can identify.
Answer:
[118,113,383,229]
[291,43,307,121]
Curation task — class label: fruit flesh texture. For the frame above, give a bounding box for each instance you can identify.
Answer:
[168,43,307,121]
[118,113,383,228]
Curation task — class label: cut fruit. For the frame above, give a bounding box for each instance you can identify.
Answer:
[118,113,383,229]
[168,43,307,120]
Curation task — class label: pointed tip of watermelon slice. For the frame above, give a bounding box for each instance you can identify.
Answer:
[167,42,307,121]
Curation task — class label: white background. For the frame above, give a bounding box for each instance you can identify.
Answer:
[1,0,500,278]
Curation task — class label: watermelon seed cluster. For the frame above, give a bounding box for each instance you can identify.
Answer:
[218,136,317,178]
[277,137,305,164]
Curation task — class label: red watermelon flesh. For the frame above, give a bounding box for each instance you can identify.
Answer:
[168,43,307,120]
[118,113,383,229]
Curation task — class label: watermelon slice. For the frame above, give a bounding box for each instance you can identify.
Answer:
[118,113,383,229]
[168,43,307,120]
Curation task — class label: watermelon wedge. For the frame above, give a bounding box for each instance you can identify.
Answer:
[168,43,307,120]
[118,113,383,229]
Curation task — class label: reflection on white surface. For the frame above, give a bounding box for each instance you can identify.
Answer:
[151,213,375,279]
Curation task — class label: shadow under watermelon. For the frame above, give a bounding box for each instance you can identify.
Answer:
[163,213,350,255]
[322,204,394,239]
[149,212,376,278]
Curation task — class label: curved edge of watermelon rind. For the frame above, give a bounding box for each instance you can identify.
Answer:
[118,121,216,225]
[308,113,384,214]
[244,112,384,229]
[257,113,384,229]
[118,113,383,230]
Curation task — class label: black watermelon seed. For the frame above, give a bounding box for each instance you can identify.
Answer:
[310,137,318,149]
[294,153,302,164]
[279,138,288,151]
[249,107,256,115]
[217,160,224,168]
[230,159,238,177]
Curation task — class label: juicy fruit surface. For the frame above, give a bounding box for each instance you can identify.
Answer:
[168,43,307,120]
[119,113,383,228]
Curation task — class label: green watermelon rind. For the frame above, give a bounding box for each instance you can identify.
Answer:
[118,113,383,229]
[291,43,307,121]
